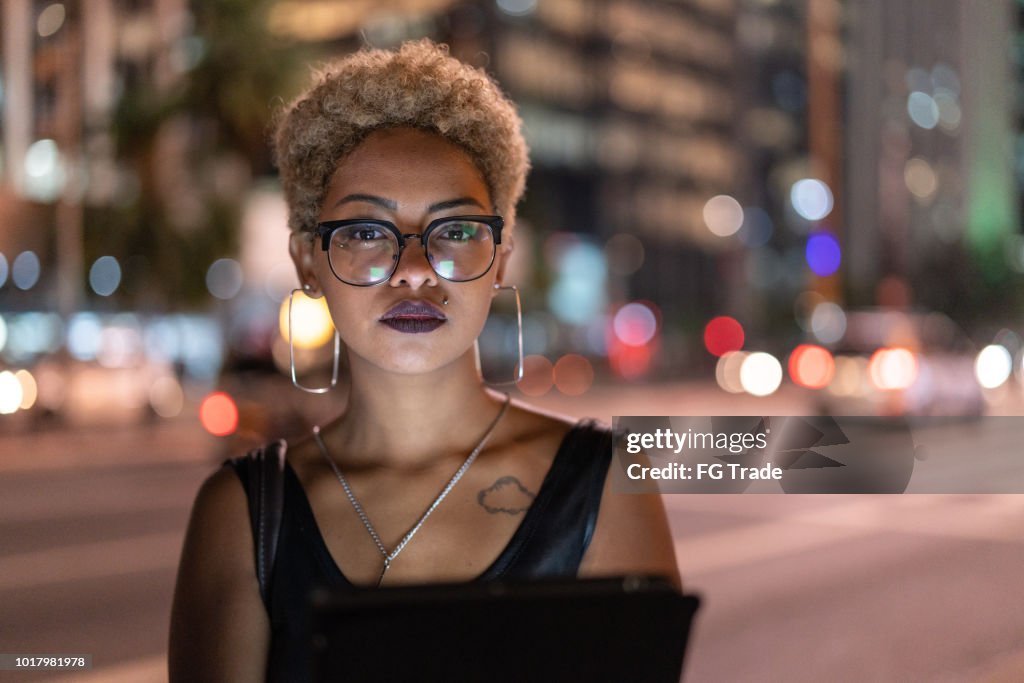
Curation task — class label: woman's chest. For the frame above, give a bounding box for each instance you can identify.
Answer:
[289,445,559,587]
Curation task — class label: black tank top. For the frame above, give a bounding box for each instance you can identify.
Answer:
[224,418,614,682]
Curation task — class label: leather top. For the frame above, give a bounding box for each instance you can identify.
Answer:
[224,418,614,682]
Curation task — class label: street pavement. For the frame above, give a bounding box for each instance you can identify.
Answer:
[0,380,1022,681]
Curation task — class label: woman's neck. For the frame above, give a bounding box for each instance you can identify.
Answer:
[326,348,511,468]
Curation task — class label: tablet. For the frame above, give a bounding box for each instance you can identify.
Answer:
[307,575,700,683]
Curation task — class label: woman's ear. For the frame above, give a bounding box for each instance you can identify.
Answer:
[493,235,515,290]
[288,231,323,296]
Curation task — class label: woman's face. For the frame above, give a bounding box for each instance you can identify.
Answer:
[291,126,511,376]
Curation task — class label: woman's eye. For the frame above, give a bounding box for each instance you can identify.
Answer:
[439,224,479,242]
[338,225,386,242]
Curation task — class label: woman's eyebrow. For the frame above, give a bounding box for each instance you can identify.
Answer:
[333,194,486,213]
[333,193,397,210]
[427,197,486,212]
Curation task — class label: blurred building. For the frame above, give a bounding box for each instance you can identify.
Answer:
[1,0,191,314]
[729,0,810,333]
[844,0,1020,316]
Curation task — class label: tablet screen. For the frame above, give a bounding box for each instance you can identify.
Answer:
[307,575,700,683]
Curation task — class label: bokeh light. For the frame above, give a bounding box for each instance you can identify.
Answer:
[95,318,143,369]
[715,350,748,394]
[23,139,65,201]
[4,312,62,359]
[199,391,238,436]
[516,355,554,396]
[704,316,744,357]
[15,370,38,410]
[207,258,244,300]
[805,232,841,277]
[702,194,744,237]
[0,315,7,353]
[12,251,41,290]
[553,354,594,396]
[613,302,657,346]
[904,157,938,201]
[975,344,1012,389]
[67,313,102,361]
[37,3,66,37]
[0,371,24,415]
[790,179,833,221]
[933,89,961,132]
[788,344,835,389]
[89,256,122,296]
[907,91,939,129]
[150,376,185,418]
[810,302,846,344]
[829,356,868,397]
[547,239,607,325]
[739,352,783,397]
[279,291,335,349]
[496,0,537,16]
[868,348,918,390]
[0,252,8,287]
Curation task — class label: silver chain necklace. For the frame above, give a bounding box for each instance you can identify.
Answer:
[312,392,511,587]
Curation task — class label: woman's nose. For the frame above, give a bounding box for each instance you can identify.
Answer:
[390,238,438,288]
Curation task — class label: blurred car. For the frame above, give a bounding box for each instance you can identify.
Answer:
[813,309,985,417]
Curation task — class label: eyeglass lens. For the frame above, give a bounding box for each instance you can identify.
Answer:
[327,219,495,285]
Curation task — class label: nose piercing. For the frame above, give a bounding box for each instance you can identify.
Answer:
[442,296,449,305]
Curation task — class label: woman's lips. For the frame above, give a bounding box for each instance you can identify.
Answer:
[380,317,446,333]
[379,299,447,334]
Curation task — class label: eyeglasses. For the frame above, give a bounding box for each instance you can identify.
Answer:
[313,215,504,286]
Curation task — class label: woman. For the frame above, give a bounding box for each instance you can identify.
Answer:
[169,39,679,682]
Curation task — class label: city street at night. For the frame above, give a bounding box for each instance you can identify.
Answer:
[2,382,1024,682]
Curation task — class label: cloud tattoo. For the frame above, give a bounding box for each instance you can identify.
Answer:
[477,476,536,514]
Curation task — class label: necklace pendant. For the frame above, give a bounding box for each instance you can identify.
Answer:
[376,558,389,588]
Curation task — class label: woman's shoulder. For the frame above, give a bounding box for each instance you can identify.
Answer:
[504,396,608,434]
[501,398,578,450]
[170,450,271,680]
[499,397,613,467]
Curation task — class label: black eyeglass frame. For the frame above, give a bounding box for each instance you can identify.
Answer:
[313,214,505,286]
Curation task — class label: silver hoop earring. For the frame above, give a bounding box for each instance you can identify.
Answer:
[484,283,524,386]
[288,286,340,394]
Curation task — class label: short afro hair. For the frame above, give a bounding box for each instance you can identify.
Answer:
[273,39,530,234]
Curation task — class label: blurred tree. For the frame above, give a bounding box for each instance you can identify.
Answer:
[93,0,305,308]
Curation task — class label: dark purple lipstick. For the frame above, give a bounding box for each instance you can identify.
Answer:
[380,299,447,334]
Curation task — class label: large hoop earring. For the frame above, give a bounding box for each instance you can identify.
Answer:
[288,286,340,394]
[484,283,524,386]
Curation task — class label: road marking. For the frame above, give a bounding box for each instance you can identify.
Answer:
[0,531,183,591]
[38,654,166,683]
[673,495,1024,576]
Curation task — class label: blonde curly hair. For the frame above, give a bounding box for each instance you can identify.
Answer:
[273,39,530,235]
